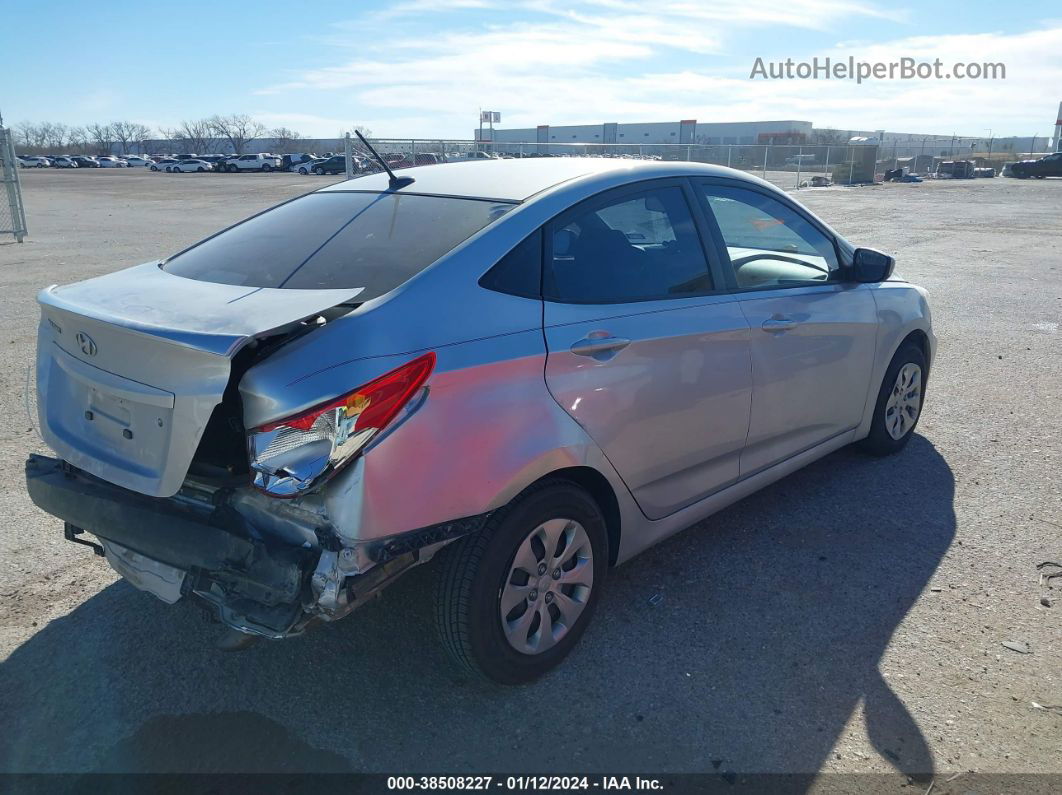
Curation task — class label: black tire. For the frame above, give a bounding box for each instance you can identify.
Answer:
[196,166,205,172]
[262,163,272,172]
[313,167,324,176]
[434,480,608,684]
[859,343,927,456]
[150,165,158,171]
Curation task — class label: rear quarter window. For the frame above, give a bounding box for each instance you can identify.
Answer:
[164,191,514,298]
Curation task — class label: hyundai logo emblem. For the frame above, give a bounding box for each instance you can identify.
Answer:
[75,332,97,357]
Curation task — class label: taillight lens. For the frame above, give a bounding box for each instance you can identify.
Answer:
[248,352,435,497]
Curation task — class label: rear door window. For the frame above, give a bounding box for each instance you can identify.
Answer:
[544,185,714,303]
[164,191,514,297]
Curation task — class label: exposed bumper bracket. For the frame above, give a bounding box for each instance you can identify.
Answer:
[63,522,105,557]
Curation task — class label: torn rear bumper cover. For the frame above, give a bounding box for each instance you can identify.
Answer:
[24,454,489,639]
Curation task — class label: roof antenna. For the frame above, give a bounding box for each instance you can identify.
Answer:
[355,130,415,190]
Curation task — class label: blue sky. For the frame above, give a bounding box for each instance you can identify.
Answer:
[3,0,1061,139]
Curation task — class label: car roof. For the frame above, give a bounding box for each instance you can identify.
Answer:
[317,157,761,203]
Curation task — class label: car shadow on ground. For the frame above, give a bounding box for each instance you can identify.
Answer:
[0,436,954,781]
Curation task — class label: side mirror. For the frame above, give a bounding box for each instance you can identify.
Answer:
[850,248,895,283]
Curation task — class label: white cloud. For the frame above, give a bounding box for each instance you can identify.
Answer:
[254,3,1061,138]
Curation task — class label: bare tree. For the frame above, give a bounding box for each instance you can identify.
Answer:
[167,119,213,154]
[269,127,302,154]
[129,123,153,154]
[109,121,156,155]
[68,126,88,153]
[43,122,69,149]
[208,114,266,154]
[345,125,375,158]
[15,121,48,150]
[110,121,139,154]
[86,123,114,155]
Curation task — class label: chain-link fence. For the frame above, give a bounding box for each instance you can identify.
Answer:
[358,139,879,190]
[0,127,28,242]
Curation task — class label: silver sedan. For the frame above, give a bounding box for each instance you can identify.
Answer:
[26,158,934,683]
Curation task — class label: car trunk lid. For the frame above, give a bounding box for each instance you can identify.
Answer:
[36,262,361,497]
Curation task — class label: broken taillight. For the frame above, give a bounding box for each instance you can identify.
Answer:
[247,352,435,497]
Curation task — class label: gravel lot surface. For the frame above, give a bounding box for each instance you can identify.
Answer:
[1,168,1059,781]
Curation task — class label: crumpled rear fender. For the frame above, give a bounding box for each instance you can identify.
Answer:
[294,330,639,557]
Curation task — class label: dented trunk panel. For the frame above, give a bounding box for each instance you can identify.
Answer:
[36,262,361,497]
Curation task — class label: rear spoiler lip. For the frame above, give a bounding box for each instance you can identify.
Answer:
[41,285,248,357]
[38,262,364,357]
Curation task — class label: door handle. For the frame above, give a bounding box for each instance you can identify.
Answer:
[570,335,631,360]
[761,316,798,333]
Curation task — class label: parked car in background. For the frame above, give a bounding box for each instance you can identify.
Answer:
[281,153,319,172]
[223,153,282,172]
[51,157,78,168]
[387,152,441,169]
[122,156,153,167]
[71,156,100,168]
[295,158,326,175]
[97,156,129,168]
[149,158,179,172]
[1008,152,1062,179]
[175,154,199,161]
[310,155,347,175]
[167,159,212,173]
[25,158,934,684]
[198,155,229,170]
[19,156,51,168]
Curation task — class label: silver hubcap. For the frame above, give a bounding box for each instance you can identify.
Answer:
[885,362,922,440]
[500,518,594,655]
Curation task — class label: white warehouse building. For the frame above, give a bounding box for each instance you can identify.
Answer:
[479,119,813,146]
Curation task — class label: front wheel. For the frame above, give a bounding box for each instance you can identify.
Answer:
[262,163,272,172]
[313,167,324,175]
[859,343,927,456]
[434,481,608,684]
[197,166,205,172]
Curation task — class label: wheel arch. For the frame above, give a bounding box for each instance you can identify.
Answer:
[897,328,931,377]
[531,466,622,566]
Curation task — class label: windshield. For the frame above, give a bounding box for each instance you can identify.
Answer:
[164,191,514,296]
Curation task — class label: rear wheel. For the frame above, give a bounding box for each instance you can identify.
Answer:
[434,481,608,684]
[859,343,927,456]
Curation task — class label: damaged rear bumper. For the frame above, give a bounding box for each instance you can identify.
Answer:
[25,454,487,639]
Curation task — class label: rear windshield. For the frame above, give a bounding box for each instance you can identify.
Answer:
[164,191,513,296]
